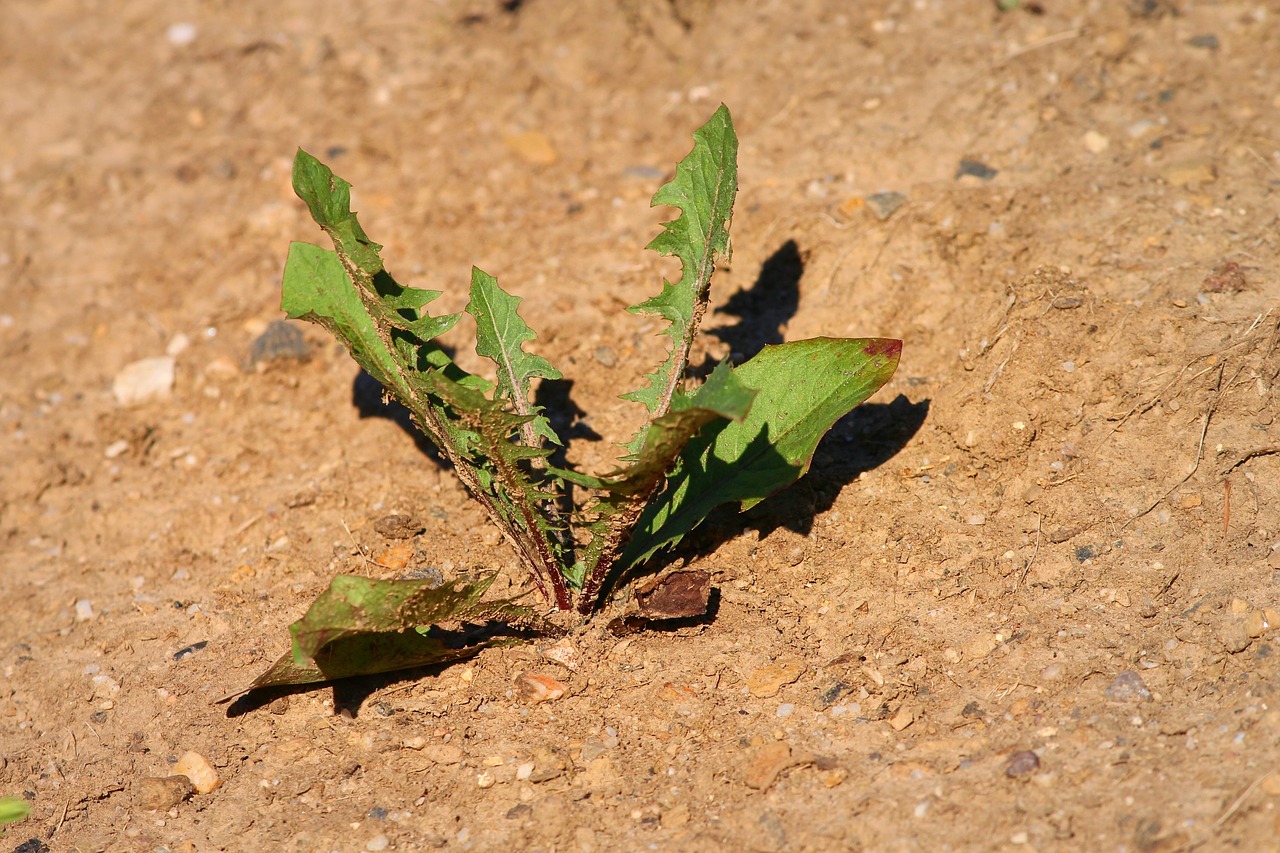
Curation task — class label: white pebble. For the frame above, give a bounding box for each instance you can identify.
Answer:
[1082,130,1110,154]
[75,599,94,622]
[166,23,198,46]
[365,835,389,852]
[1061,361,1075,372]
[1040,663,1064,681]
[776,703,795,718]
[966,514,986,526]
[113,356,175,405]
[166,333,191,356]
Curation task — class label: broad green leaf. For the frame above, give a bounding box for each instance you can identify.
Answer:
[619,337,902,569]
[282,242,401,391]
[622,105,737,446]
[466,267,562,446]
[0,796,29,826]
[225,575,547,697]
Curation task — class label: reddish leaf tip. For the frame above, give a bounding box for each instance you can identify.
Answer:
[862,338,903,359]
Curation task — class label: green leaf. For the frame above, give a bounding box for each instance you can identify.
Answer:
[283,152,572,606]
[622,105,738,443]
[466,267,562,446]
[598,361,754,497]
[620,337,902,569]
[225,575,546,697]
[0,796,29,826]
[289,574,536,664]
[570,362,755,607]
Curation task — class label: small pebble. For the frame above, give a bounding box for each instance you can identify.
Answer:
[742,741,803,791]
[476,771,496,789]
[400,566,444,587]
[172,640,208,661]
[1218,622,1253,654]
[1187,33,1219,50]
[134,775,194,811]
[955,159,998,181]
[1244,610,1271,638]
[593,345,617,367]
[373,514,423,540]
[540,638,581,671]
[113,356,176,405]
[166,22,198,46]
[622,165,664,180]
[74,599,95,622]
[250,321,311,366]
[776,703,795,718]
[1005,750,1041,778]
[1103,670,1152,702]
[746,662,804,698]
[1082,130,1110,154]
[515,672,567,704]
[13,839,49,853]
[173,751,221,793]
[104,440,130,459]
[889,706,916,732]
[166,333,191,356]
[365,834,390,852]
[864,191,906,221]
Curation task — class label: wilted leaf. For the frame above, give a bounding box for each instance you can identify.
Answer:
[223,574,549,699]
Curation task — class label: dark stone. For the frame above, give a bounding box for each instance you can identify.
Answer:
[1005,750,1041,777]
[250,320,311,365]
[955,159,998,181]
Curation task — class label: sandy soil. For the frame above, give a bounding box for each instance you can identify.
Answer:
[3,1,1279,850]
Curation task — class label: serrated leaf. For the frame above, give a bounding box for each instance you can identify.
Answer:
[282,242,458,389]
[622,105,737,446]
[283,153,571,605]
[619,337,902,569]
[466,267,562,447]
[223,575,547,698]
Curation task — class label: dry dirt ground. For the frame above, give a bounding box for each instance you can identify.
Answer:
[4,1,1280,851]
